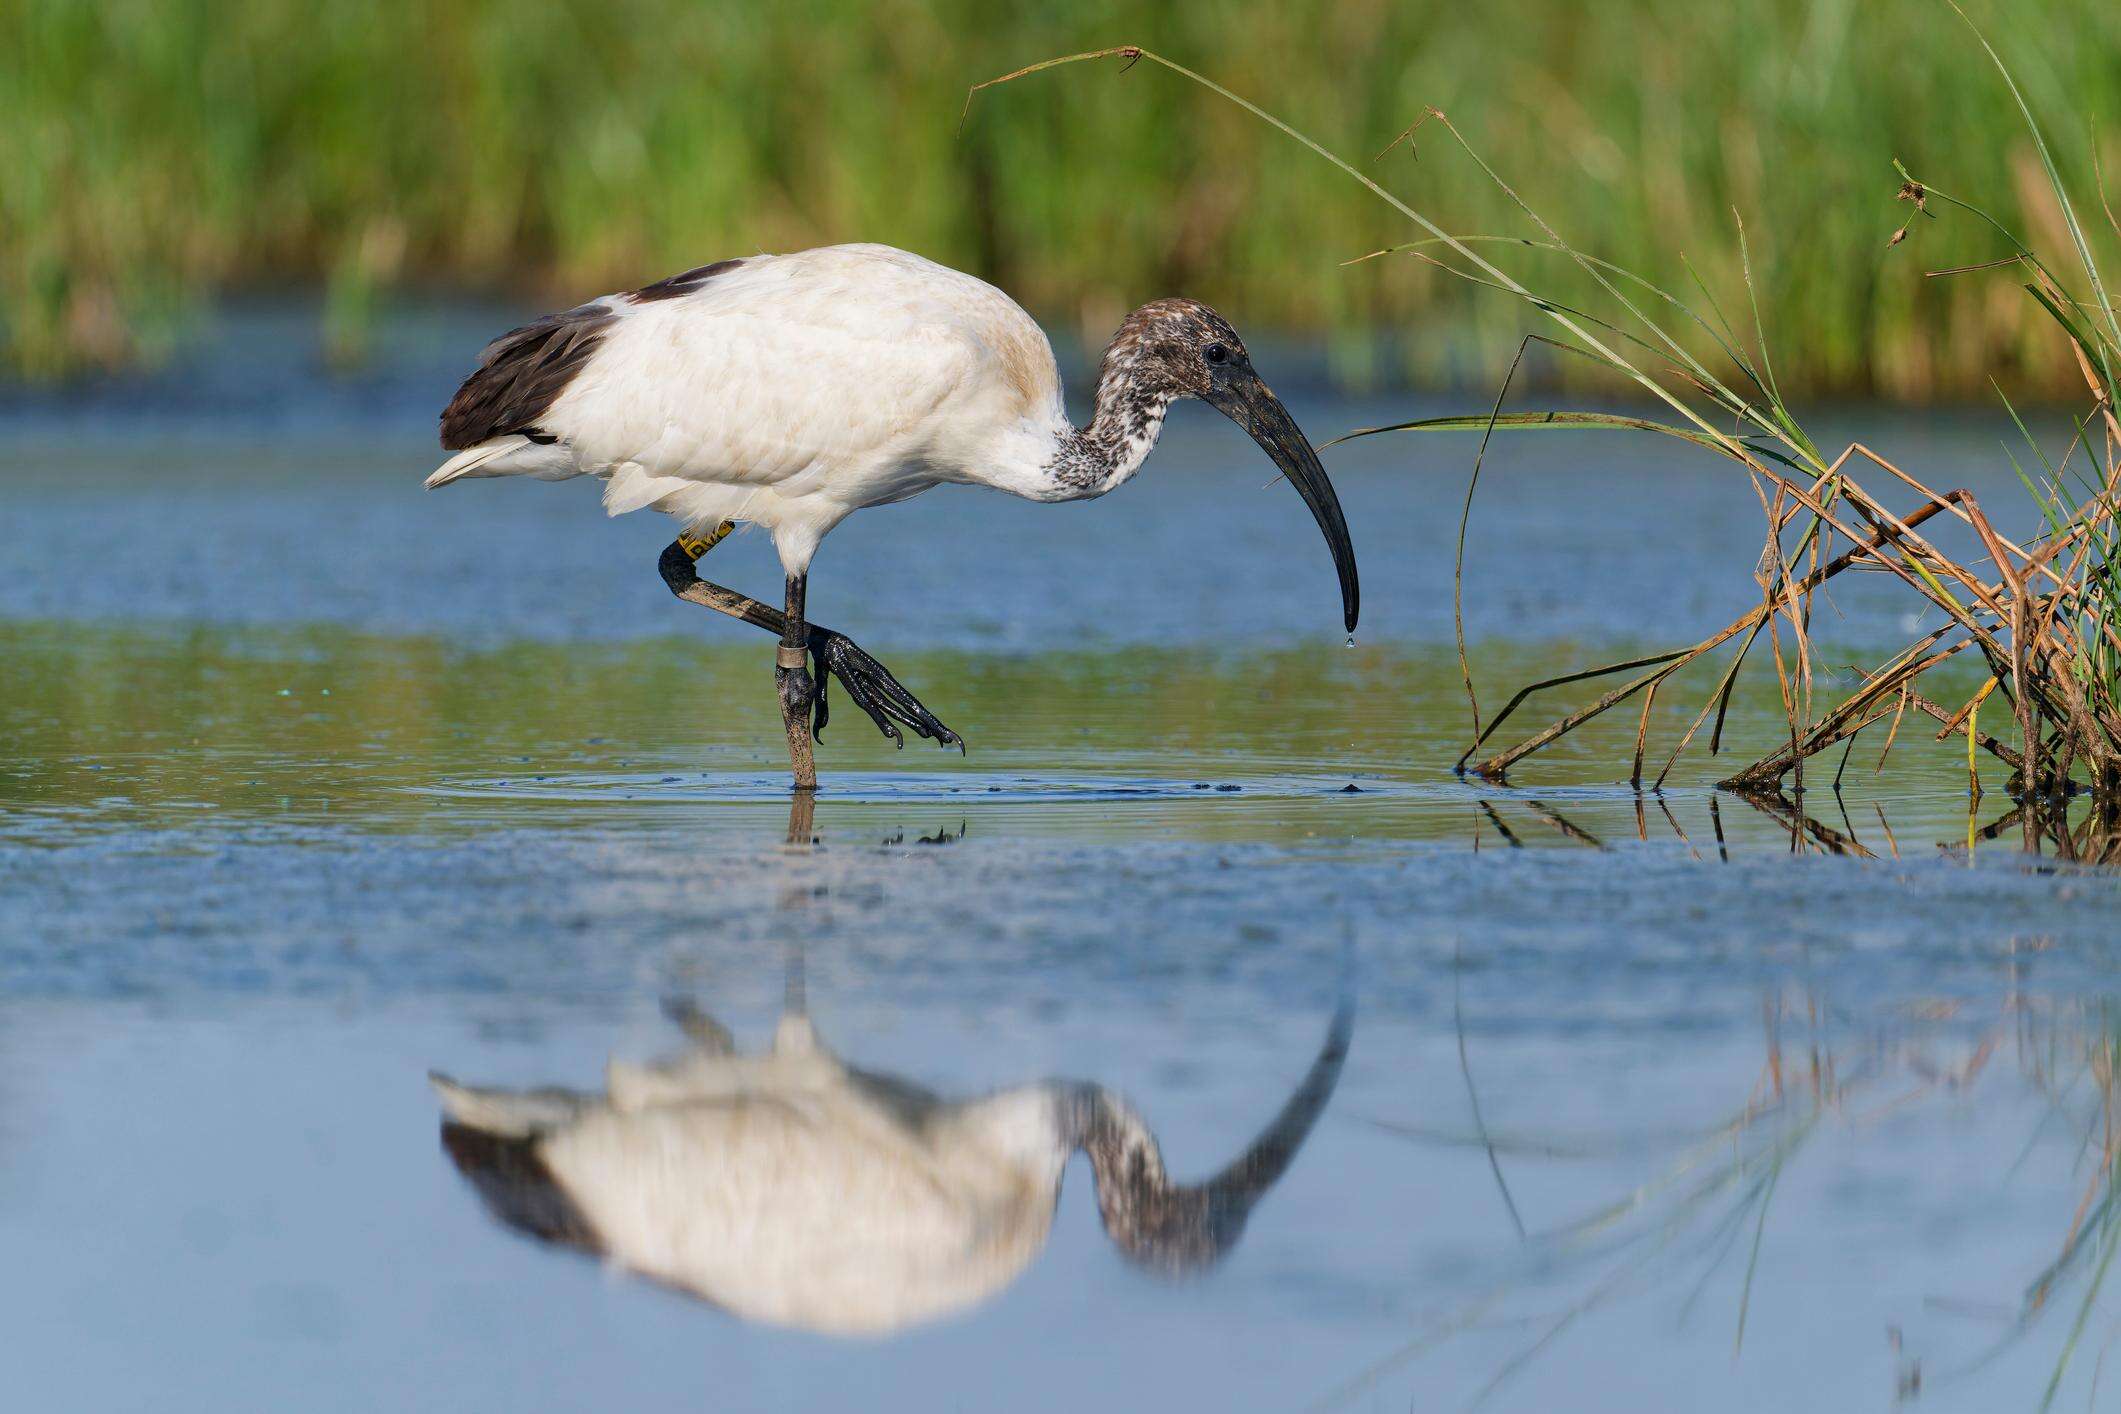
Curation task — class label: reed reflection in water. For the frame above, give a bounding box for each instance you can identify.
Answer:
[1344,981,2121,1410]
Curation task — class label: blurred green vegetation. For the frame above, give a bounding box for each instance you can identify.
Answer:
[3,0,2117,394]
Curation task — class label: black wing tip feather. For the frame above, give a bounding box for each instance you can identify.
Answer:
[438,303,617,451]
[438,259,747,451]
[628,257,745,304]
[440,1121,603,1254]
[430,258,746,447]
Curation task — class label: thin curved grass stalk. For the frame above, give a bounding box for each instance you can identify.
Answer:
[1707,616,1770,756]
[1454,650,1687,776]
[1631,679,1659,789]
[1933,675,2001,744]
[1732,1148,1785,1357]
[2042,1220,2121,1413]
[1449,337,1542,743]
[1469,658,1689,780]
[1970,689,1986,802]
[1762,570,1802,797]
[1324,409,1805,470]
[1735,214,1789,434]
[1653,626,1765,790]
[1877,684,1913,774]
[1344,235,1773,399]
[1455,941,1526,1243]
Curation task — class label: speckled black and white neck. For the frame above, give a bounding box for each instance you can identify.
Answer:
[1044,298,1239,497]
[1047,371,1176,495]
[1052,992,1351,1276]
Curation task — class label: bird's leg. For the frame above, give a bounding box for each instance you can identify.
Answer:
[777,573,818,791]
[784,790,818,846]
[657,537,963,753]
[659,525,780,633]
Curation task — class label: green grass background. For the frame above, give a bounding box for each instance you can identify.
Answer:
[4,0,2117,394]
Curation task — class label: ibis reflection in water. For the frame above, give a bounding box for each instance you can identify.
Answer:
[432,963,1352,1336]
[424,244,1360,790]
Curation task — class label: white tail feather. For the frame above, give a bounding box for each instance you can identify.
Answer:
[425,440,516,488]
[430,1072,589,1136]
[425,436,577,489]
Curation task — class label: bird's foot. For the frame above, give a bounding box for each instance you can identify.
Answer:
[660,997,736,1055]
[807,627,963,752]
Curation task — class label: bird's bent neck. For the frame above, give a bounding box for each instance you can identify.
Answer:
[1048,999,1351,1274]
[1045,347,1176,499]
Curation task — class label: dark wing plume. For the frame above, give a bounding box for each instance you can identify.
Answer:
[628,257,745,303]
[438,302,616,451]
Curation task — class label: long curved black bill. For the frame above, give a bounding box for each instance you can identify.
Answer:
[1209,377,1360,633]
[1194,987,1354,1213]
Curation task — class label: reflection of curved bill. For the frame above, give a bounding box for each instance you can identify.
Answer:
[434,993,1351,1335]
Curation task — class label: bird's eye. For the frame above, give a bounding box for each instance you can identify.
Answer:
[1205,343,1229,365]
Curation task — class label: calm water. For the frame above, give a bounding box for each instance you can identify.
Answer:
[5,308,2121,1411]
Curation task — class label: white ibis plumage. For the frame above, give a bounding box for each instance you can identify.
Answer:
[427,243,1359,788]
[432,991,1351,1333]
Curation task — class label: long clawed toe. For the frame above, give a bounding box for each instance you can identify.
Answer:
[807,627,964,753]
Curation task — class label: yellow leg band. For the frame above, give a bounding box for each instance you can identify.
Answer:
[678,520,737,561]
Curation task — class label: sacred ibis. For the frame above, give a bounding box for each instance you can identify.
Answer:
[428,244,1360,788]
[432,988,1351,1333]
